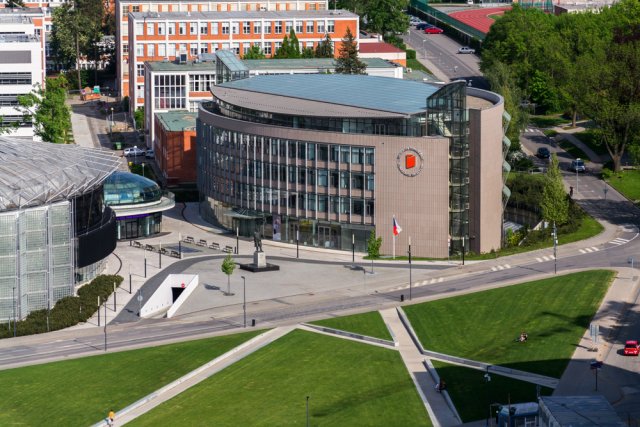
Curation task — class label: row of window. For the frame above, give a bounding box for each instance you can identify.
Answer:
[0,94,19,106]
[210,133,376,165]
[135,20,335,37]
[134,40,318,58]
[123,3,324,16]
[234,184,375,216]
[0,73,32,85]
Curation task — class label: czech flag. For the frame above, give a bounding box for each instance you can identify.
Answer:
[392,216,402,236]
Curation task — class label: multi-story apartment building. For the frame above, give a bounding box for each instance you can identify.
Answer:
[0,9,48,75]
[0,32,44,139]
[115,0,330,102]
[127,9,358,111]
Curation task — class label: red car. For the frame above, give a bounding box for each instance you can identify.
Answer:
[624,340,639,356]
[424,26,444,34]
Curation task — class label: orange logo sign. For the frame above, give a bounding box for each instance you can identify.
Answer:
[405,154,416,169]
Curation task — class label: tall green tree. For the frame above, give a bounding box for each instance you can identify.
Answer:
[274,35,290,58]
[51,0,105,93]
[315,33,334,58]
[243,45,266,59]
[221,254,236,296]
[335,27,367,75]
[362,0,409,37]
[540,154,569,225]
[18,76,72,144]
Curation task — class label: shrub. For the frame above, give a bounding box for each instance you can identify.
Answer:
[601,167,613,180]
[406,49,417,60]
[0,274,123,339]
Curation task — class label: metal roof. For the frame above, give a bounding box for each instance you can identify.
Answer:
[131,9,358,21]
[156,111,197,132]
[539,396,626,426]
[218,74,439,115]
[0,137,121,211]
[216,49,248,73]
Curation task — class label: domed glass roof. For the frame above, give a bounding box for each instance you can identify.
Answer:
[103,171,162,206]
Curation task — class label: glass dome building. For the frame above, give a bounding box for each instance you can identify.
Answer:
[104,171,175,239]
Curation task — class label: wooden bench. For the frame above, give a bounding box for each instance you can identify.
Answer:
[209,242,220,250]
[132,241,142,248]
[183,236,195,244]
[170,250,180,258]
[160,248,167,255]
[145,244,155,252]
[197,239,207,247]
[223,246,234,254]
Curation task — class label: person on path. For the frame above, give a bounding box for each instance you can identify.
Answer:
[107,409,115,426]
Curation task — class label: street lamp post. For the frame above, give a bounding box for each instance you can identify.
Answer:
[576,168,579,194]
[142,162,145,178]
[603,187,608,200]
[462,236,466,266]
[97,296,101,326]
[306,395,310,427]
[422,39,427,59]
[296,227,300,259]
[12,286,17,337]
[104,303,107,351]
[109,107,114,138]
[552,221,558,275]
[352,233,355,263]
[113,282,117,312]
[236,226,239,255]
[484,368,491,427]
[408,236,412,301]
[241,276,246,328]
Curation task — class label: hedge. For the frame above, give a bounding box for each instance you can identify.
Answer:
[0,275,123,339]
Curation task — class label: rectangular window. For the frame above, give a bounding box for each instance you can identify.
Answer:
[254,22,261,34]
[168,43,176,56]
[295,21,303,33]
[264,21,272,34]
[123,44,129,54]
[327,20,335,33]
[340,197,350,214]
[353,199,364,216]
[340,171,349,189]
[136,64,144,76]
[200,23,208,34]
[132,5,140,12]
[307,143,315,160]
[351,147,364,164]
[190,22,197,35]
[275,21,282,34]
[318,195,327,212]
[366,174,375,191]
[146,22,154,35]
[288,166,296,183]
[306,22,314,33]
[330,145,339,162]
[222,22,230,34]
[179,22,186,35]
[307,170,316,186]
[243,22,251,34]
[308,194,316,211]
[135,44,143,57]
[190,74,215,91]
[340,146,350,163]
[286,21,293,33]
[330,171,339,188]
[147,44,155,57]
[212,23,218,35]
[365,147,375,165]
[366,200,375,216]
[158,22,165,35]
[158,43,166,57]
[298,168,306,185]
[317,21,325,33]
[232,23,239,34]
[135,23,143,35]
[168,23,175,35]
[317,144,328,161]
[264,43,272,55]
[318,170,328,187]
[190,45,198,56]
[351,174,364,190]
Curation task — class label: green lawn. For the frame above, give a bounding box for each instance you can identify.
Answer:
[574,129,609,156]
[310,311,393,341]
[407,58,432,74]
[404,271,613,378]
[131,330,431,427]
[529,115,569,128]
[606,169,640,203]
[0,331,261,426]
[559,139,591,161]
[432,361,552,423]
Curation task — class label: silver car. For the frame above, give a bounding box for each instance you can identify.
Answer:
[458,46,476,54]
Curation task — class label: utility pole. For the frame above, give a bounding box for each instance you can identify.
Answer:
[408,236,412,301]
[553,221,558,275]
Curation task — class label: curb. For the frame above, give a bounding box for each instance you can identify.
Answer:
[301,323,398,348]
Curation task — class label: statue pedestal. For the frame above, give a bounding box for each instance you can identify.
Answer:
[254,251,267,268]
[240,250,280,273]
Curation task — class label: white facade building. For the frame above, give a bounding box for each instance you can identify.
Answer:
[0,33,43,139]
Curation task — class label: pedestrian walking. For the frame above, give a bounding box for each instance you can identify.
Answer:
[569,186,574,198]
[106,409,115,426]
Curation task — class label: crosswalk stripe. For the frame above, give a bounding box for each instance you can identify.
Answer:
[438,278,443,283]
[504,264,511,269]
[542,256,550,261]
[491,267,497,271]
[550,255,556,260]
[536,257,543,262]
[610,238,628,245]
[579,249,586,254]
[591,247,599,251]
[430,278,436,284]
[585,248,593,253]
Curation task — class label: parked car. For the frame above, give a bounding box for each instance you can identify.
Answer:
[145,149,155,159]
[458,46,476,54]
[569,158,586,173]
[536,147,551,159]
[416,23,431,30]
[624,340,639,356]
[124,146,145,157]
[425,26,444,34]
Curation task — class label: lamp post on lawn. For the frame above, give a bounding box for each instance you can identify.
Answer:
[306,395,310,427]
[141,162,145,178]
[12,286,17,337]
[484,368,491,427]
[241,276,246,328]
[552,221,558,275]
[422,39,427,59]
[352,233,355,263]
[296,226,300,259]
[408,236,412,301]
[109,107,114,138]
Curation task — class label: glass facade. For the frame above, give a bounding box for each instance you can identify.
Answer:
[104,172,163,206]
[203,100,426,137]
[116,212,163,239]
[197,120,375,251]
[426,81,469,253]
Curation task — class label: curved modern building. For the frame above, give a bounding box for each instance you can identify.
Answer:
[0,137,121,321]
[103,171,175,240]
[197,74,510,258]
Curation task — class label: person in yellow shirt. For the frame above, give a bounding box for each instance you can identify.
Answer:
[107,409,115,426]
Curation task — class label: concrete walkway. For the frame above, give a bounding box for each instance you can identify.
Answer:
[380,308,462,427]
[93,326,295,426]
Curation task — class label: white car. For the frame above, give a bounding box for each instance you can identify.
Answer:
[124,146,145,157]
[458,46,476,54]
[145,149,155,159]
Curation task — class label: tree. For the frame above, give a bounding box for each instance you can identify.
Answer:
[243,45,265,60]
[335,27,366,75]
[361,0,409,37]
[315,33,333,58]
[540,154,569,225]
[274,35,290,58]
[366,230,382,259]
[301,47,315,58]
[134,107,144,130]
[221,254,236,296]
[18,76,72,144]
[275,30,302,59]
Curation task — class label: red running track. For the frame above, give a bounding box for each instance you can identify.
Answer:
[449,7,511,34]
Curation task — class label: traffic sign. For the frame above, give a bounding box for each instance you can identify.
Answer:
[137,294,143,302]
[590,361,603,370]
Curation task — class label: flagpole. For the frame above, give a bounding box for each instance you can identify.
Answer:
[393,235,396,260]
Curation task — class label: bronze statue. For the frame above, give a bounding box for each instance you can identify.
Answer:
[253,230,263,252]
